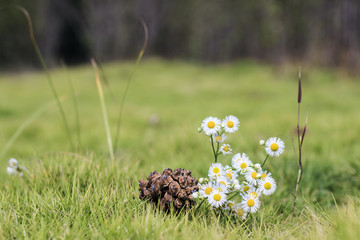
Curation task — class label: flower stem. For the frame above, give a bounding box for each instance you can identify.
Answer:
[210,137,218,163]
[261,154,270,167]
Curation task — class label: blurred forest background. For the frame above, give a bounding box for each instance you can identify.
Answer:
[1,0,360,72]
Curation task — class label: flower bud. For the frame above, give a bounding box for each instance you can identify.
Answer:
[255,163,261,169]
[259,140,265,146]
[197,127,203,133]
[192,192,200,199]
[199,177,205,184]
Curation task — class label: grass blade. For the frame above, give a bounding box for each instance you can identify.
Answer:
[91,58,114,162]
[113,18,148,151]
[1,5,74,149]
[0,97,68,161]
[62,62,82,149]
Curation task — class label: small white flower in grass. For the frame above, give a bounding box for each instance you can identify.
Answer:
[7,167,16,175]
[245,168,259,186]
[211,133,227,143]
[9,158,18,168]
[222,115,240,133]
[199,182,214,198]
[208,163,224,178]
[201,117,221,136]
[224,168,238,181]
[259,177,277,196]
[259,140,265,146]
[220,144,232,155]
[265,137,285,157]
[241,193,261,213]
[208,191,227,208]
[232,153,252,173]
[233,204,248,220]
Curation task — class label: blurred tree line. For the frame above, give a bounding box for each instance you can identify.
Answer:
[1,0,360,71]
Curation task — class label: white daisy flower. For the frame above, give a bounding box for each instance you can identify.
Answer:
[7,167,16,175]
[9,158,18,168]
[233,204,248,220]
[213,183,229,194]
[259,170,272,180]
[211,133,227,143]
[241,193,261,213]
[208,191,227,208]
[208,163,224,179]
[232,153,252,173]
[224,200,236,211]
[201,117,221,136]
[245,168,260,186]
[222,115,240,133]
[265,137,285,157]
[199,182,214,198]
[214,176,230,188]
[224,168,238,181]
[220,144,232,155]
[240,182,254,193]
[259,177,277,196]
[247,188,262,199]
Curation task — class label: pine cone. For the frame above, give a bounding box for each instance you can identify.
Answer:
[139,168,199,212]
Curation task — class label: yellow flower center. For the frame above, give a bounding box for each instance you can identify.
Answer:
[215,136,222,142]
[227,121,234,128]
[261,173,267,179]
[217,187,223,192]
[237,208,244,216]
[213,194,221,201]
[264,182,271,190]
[207,121,215,129]
[213,167,220,174]
[205,187,213,195]
[270,143,279,151]
[247,199,255,207]
[240,162,247,169]
[251,172,257,179]
[219,181,227,186]
[223,146,229,152]
[228,203,234,208]
[243,186,250,192]
[226,173,232,179]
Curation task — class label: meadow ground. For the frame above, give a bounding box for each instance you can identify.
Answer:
[0,59,359,239]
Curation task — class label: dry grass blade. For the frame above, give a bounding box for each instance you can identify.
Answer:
[91,58,115,162]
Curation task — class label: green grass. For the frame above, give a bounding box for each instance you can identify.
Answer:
[0,59,360,239]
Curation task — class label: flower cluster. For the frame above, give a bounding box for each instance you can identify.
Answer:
[199,115,240,158]
[6,158,25,177]
[194,116,284,219]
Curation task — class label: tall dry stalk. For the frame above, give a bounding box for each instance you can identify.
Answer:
[292,68,308,221]
[91,58,115,162]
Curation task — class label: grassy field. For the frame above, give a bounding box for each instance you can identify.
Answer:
[0,59,360,239]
